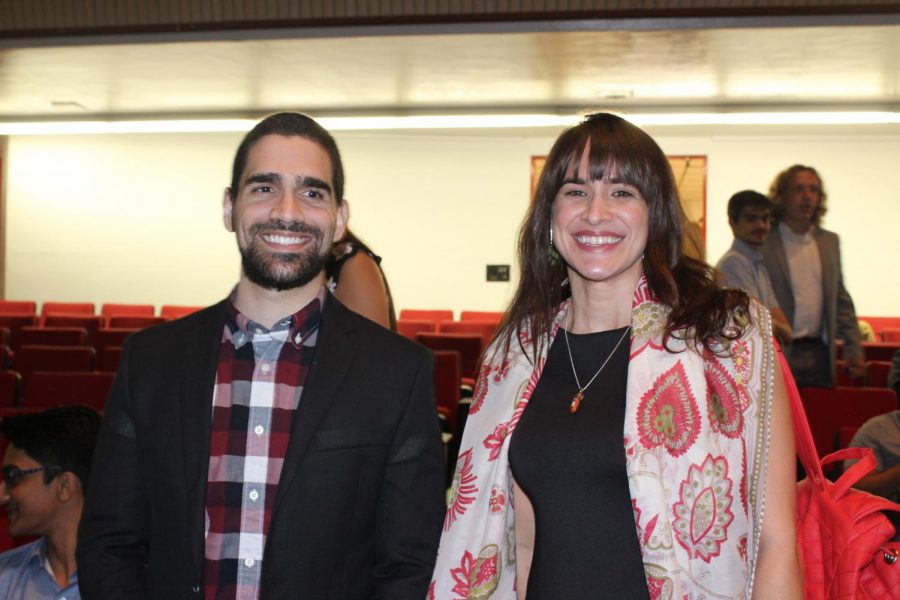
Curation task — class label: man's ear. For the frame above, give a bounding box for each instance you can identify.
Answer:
[54,471,81,504]
[334,199,349,241]
[223,188,236,232]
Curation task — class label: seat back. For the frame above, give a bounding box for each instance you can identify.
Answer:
[864,361,892,388]
[0,371,22,407]
[0,301,36,315]
[459,310,503,324]
[432,350,461,435]
[16,326,86,350]
[160,305,203,319]
[107,316,166,329]
[93,328,137,353]
[416,333,482,381]
[0,316,38,348]
[96,347,123,373]
[396,319,436,341]
[834,359,863,387]
[437,320,497,348]
[862,342,900,362]
[799,386,899,461]
[40,302,95,318]
[40,315,104,342]
[399,309,454,323]
[100,303,155,319]
[22,372,114,411]
[12,346,95,379]
[880,328,900,342]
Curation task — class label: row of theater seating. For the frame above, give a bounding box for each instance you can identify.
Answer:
[0,300,202,321]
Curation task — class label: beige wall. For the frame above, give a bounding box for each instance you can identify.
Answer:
[5,127,898,317]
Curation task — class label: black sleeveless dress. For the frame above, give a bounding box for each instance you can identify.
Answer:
[508,327,649,599]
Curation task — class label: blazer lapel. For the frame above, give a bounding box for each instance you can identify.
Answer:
[272,297,358,515]
[762,230,794,321]
[179,301,228,577]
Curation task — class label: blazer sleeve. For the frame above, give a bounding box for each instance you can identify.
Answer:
[77,336,151,599]
[832,235,863,360]
[372,349,445,599]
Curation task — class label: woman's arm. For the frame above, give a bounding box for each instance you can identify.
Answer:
[751,355,803,599]
[332,252,392,329]
[512,480,535,600]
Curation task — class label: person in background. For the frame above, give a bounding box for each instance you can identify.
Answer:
[0,406,101,600]
[761,165,863,387]
[431,113,800,599]
[715,190,792,344]
[77,112,445,599]
[326,228,397,330]
[845,408,900,503]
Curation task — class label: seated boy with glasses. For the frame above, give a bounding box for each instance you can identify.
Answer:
[0,406,101,600]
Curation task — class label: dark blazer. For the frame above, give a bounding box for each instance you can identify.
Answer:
[77,296,445,599]
[761,224,862,383]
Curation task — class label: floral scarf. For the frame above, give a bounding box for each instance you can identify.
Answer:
[430,277,775,599]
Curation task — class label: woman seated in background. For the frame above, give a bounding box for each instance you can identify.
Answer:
[326,228,396,330]
[430,113,800,599]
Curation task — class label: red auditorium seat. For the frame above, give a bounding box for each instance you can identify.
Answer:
[12,346,95,379]
[100,303,155,319]
[864,361,892,388]
[880,328,900,342]
[459,310,503,323]
[396,319,436,341]
[416,333,482,384]
[399,309,454,324]
[96,347,122,373]
[0,371,22,407]
[834,359,863,387]
[0,301,36,315]
[40,315,104,342]
[437,320,498,348]
[15,326,86,350]
[107,316,166,329]
[799,386,898,468]
[862,342,900,362]
[40,301,95,319]
[22,372,114,411]
[160,305,203,319]
[0,315,38,348]
[93,329,136,353]
[432,350,462,435]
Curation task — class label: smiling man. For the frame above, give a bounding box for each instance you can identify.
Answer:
[77,112,445,600]
[715,190,792,343]
[0,406,101,600]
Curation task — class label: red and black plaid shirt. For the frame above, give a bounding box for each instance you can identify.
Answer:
[204,289,324,600]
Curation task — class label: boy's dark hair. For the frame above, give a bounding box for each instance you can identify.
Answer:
[727,190,772,223]
[2,406,101,487]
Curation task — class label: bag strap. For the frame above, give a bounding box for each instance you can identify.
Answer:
[820,447,877,496]
[777,343,826,484]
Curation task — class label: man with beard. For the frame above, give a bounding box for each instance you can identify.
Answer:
[77,113,445,599]
[761,164,863,387]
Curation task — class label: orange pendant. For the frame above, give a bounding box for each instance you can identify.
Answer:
[569,390,584,413]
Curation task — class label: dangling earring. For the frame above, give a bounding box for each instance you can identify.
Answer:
[548,224,560,266]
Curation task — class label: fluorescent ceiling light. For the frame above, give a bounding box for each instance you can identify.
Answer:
[0,112,898,135]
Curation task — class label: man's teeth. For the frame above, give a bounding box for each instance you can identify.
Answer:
[263,234,303,244]
[575,235,621,245]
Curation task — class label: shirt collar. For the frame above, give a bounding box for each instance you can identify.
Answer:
[225,286,327,350]
[730,238,764,262]
[779,220,816,244]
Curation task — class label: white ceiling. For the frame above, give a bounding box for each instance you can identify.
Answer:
[0,19,898,122]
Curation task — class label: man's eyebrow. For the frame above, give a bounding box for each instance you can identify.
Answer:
[243,172,280,187]
[296,175,332,194]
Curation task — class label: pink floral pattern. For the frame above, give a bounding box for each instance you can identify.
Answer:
[483,422,511,462]
[705,358,745,439]
[445,448,478,530]
[637,361,700,457]
[450,546,500,599]
[489,487,506,513]
[673,454,735,563]
[470,363,491,415]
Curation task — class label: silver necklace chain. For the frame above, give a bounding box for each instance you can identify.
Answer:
[563,315,631,400]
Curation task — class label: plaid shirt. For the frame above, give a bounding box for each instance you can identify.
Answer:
[204,290,324,600]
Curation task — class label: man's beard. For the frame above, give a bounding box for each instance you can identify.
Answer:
[239,220,331,291]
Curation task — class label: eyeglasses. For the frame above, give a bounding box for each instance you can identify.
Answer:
[1,465,60,488]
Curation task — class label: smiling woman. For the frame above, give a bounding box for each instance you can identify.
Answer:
[431,113,802,600]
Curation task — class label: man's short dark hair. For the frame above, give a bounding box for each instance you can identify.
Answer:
[2,406,101,488]
[229,112,345,202]
[727,190,773,223]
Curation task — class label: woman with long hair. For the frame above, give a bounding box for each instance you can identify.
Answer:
[430,113,800,599]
